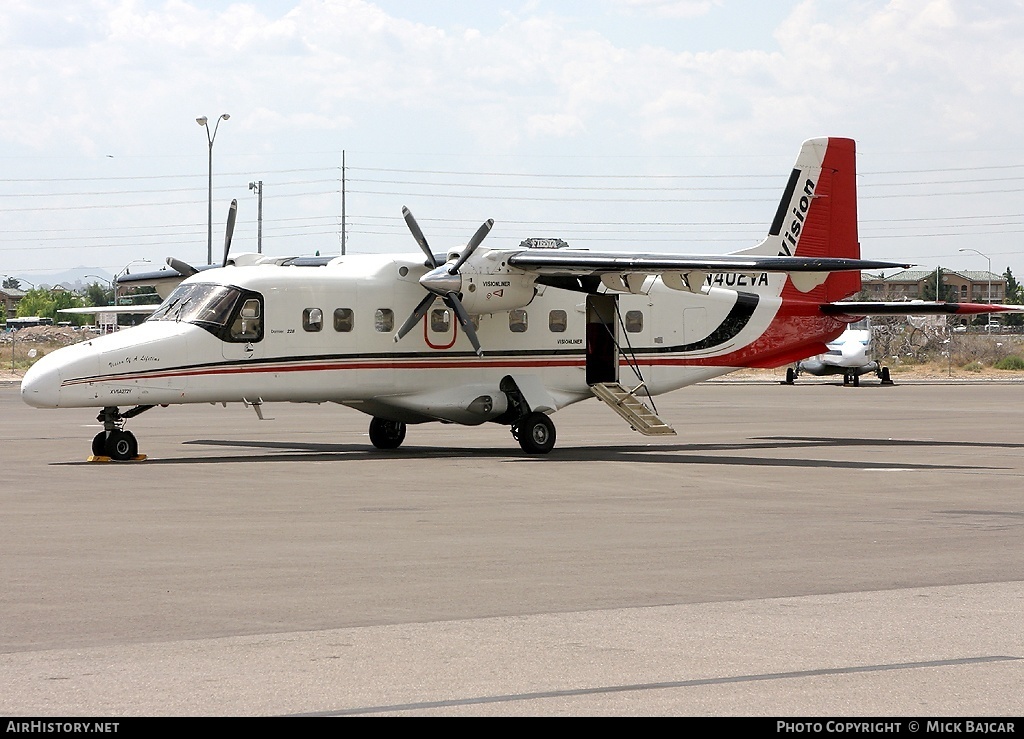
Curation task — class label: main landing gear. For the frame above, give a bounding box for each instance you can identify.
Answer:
[366,412,558,454]
[368,417,407,450]
[511,412,556,454]
[91,406,153,461]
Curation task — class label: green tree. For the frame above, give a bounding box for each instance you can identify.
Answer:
[1003,267,1023,326]
[84,281,114,308]
[16,288,87,325]
[920,268,957,302]
[2,276,21,290]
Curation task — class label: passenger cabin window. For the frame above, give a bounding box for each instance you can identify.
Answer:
[303,308,323,332]
[334,308,354,332]
[624,310,644,333]
[548,310,567,333]
[375,309,395,332]
[509,309,528,333]
[430,308,451,333]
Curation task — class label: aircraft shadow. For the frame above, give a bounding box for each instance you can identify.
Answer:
[62,435,996,471]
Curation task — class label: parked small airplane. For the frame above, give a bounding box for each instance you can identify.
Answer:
[785,318,891,386]
[21,137,1018,459]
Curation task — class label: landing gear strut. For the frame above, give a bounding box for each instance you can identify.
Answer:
[92,406,152,461]
[369,417,407,450]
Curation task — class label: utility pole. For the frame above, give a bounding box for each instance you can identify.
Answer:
[249,181,263,253]
[340,149,347,256]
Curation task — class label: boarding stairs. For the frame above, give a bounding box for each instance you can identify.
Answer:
[589,382,677,436]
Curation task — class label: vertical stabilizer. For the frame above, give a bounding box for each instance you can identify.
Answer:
[738,137,860,302]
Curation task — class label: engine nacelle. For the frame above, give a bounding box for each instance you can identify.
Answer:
[456,250,537,314]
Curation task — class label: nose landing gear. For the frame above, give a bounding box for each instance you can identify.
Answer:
[90,406,153,461]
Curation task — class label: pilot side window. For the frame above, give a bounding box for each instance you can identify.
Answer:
[548,310,567,333]
[303,308,323,332]
[624,310,644,333]
[375,309,394,332]
[509,309,528,333]
[230,298,262,341]
[334,308,354,332]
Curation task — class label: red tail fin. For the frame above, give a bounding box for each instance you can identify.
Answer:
[772,137,861,303]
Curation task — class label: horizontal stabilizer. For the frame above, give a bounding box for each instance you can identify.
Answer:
[822,301,1024,317]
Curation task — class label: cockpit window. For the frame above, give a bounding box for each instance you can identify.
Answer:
[148,283,263,343]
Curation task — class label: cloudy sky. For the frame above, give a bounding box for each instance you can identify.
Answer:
[2,0,1023,285]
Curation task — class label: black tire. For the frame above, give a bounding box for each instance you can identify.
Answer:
[105,429,138,461]
[516,412,556,454]
[92,431,107,457]
[853,374,860,387]
[785,367,796,384]
[369,417,406,450]
[881,366,892,384]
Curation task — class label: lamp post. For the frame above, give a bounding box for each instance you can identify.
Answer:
[84,275,114,305]
[197,113,230,265]
[113,260,151,330]
[3,275,35,290]
[959,248,992,328]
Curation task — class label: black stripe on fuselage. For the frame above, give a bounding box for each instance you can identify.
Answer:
[63,292,763,384]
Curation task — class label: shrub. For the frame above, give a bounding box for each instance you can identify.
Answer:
[993,355,1024,371]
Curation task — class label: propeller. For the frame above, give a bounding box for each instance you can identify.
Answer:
[165,200,239,277]
[222,198,238,267]
[394,207,494,356]
[166,257,199,277]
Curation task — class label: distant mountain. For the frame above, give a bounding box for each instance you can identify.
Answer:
[17,267,116,291]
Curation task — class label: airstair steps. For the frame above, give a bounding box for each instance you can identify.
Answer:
[589,382,677,436]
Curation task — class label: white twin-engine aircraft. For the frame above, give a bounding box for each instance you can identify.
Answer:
[21,137,1014,459]
[787,319,891,387]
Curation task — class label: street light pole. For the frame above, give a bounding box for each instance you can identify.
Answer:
[197,114,230,265]
[959,248,992,327]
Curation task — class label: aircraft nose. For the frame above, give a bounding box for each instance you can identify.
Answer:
[841,340,866,364]
[21,355,62,408]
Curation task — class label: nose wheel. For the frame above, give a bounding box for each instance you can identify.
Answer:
[90,406,151,461]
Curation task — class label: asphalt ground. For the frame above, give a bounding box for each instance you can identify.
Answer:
[0,378,1022,716]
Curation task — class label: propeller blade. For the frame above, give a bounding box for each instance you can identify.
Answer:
[394,292,437,342]
[166,256,199,277]
[402,206,439,268]
[448,218,494,275]
[444,293,483,356]
[222,199,238,267]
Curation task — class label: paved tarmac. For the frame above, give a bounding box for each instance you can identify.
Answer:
[0,378,1022,716]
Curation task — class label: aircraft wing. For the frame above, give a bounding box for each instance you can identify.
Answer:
[116,265,210,300]
[58,305,161,315]
[507,249,912,293]
[821,301,1024,317]
[508,249,910,274]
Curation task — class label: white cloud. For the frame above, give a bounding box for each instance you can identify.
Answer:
[2,0,1024,276]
